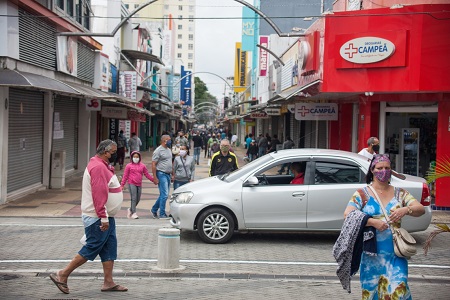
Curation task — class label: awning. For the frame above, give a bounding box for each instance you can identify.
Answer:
[270,80,322,103]
[62,81,112,98]
[248,102,268,111]
[121,50,165,66]
[137,85,171,101]
[150,98,174,108]
[0,69,81,95]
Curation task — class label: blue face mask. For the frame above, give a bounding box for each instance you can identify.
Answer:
[166,140,172,148]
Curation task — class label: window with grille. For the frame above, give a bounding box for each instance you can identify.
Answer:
[188,63,193,69]
[178,44,182,49]
[188,44,193,50]
[177,53,182,58]
[179,5,183,10]
[188,34,193,41]
[178,24,183,30]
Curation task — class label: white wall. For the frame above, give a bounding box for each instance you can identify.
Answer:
[0,1,19,60]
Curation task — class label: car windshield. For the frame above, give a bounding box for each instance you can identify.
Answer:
[222,154,273,182]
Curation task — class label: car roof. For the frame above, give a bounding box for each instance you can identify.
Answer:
[271,148,371,165]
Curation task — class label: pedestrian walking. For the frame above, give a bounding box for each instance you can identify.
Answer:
[258,134,268,157]
[115,130,127,170]
[120,151,155,219]
[207,134,219,158]
[358,136,380,159]
[192,131,203,165]
[209,139,238,176]
[245,133,253,150]
[128,132,142,152]
[246,139,258,162]
[231,133,238,147]
[268,134,281,153]
[277,136,295,174]
[172,145,195,190]
[151,135,173,219]
[175,131,189,147]
[49,139,128,294]
[203,133,211,158]
[335,154,425,297]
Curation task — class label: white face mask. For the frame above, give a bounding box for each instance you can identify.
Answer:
[132,157,140,164]
[179,150,187,157]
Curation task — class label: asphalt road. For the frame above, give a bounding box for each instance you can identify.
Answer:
[0,217,449,300]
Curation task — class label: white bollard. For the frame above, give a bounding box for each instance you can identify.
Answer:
[155,228,185,271]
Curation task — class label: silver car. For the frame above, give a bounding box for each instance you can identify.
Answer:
[169,149,432,244]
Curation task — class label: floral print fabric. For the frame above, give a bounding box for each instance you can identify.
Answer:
[348,187,416,300]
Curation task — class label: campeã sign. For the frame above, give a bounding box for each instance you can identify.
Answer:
[340,37,395,64]
[295,103,338,121]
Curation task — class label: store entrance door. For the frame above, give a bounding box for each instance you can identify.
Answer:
[384,112,437,177]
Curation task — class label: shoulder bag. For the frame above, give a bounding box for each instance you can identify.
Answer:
[368,185,417,258]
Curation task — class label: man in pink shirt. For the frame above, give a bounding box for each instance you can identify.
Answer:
[49,140,128,294]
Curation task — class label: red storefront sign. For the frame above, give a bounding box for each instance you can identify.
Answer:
[259,36,268,76]
[250,112,269,119]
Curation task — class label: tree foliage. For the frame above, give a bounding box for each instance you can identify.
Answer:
[194,77,218,124]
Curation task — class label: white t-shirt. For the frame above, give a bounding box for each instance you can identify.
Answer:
[358,148,375,159]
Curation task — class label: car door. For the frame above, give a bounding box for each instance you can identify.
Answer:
[241,159,309,229]
[307,158,366,230]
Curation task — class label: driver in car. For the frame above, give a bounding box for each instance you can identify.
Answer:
[290,162,306,184]
[209,139,238,177]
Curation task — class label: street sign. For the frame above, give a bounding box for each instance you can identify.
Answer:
[265,108,281,116]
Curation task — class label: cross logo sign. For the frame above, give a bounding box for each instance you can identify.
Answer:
[344,43,358,58]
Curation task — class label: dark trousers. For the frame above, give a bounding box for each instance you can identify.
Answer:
[116,147,126,166]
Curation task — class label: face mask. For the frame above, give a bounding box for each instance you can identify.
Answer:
[179,150,187,157]
[166,140,172,148]
[372,144,380,152]
[108,152,117,164]
[220,146,229,152]
[374,169,391,183]
[132,157,140,164]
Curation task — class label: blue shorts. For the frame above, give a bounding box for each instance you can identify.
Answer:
[78,217,117,262]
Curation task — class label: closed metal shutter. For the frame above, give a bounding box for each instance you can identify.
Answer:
[305,121,314,147]
[19,9,57,70]
[53,96,79,171]
[8,89,44,193]
[77,43,95,82]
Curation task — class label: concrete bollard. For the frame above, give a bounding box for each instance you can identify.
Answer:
[155,228,185,271]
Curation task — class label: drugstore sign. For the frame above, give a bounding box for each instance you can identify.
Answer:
[294,103,338,121]
[340,37,395,64]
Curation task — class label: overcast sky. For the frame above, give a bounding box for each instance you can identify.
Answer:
[195,0,243,101]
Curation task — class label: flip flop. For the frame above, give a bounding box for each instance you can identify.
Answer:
[101,284,128,292]
[49,273,69,294]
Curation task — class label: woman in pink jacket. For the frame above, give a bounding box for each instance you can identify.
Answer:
[120,151,154,219]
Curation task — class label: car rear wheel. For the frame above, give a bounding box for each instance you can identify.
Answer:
[197,208,235,244]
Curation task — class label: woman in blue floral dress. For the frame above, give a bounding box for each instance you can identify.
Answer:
[344,154,425,299]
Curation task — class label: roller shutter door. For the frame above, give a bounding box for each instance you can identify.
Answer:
[292,118,300,148]
[7,89,44,193]
[53,97,79,171]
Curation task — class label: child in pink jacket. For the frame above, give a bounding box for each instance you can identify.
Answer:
[120,151,154,219]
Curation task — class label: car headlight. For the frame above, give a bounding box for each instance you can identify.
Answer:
[170,192,194,204]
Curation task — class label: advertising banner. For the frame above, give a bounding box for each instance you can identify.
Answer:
[102,106,128,119]
[241,7,256,51]
[119,71,137,101]
[259,36,268,76]
[294,103,338,121]
[56,36,77,76]
[183,68,192,107]
[93,52,110,92]
[234,43,247,92]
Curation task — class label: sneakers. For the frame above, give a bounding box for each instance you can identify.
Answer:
[127,208,132,219]
[159,214,170,220]
[151,212,158,219]
[131,213,139,219]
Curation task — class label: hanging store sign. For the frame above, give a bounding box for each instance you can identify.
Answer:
[265,108,281,116]
[250,112,270,119]
[56,36,78,76]
[85,99,101,111]
[294,103,338,121]
[101,106,128,119]
[340,37,395,64]
[127,110,146,122]
[259,36,268,76]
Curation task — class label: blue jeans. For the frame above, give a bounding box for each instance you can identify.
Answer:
[193,147,201,164]
[152,171,171,216]
[258,147,267,158]
[78,217,117,262]
[173,180,189,190]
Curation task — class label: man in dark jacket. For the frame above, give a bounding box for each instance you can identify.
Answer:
[192,131,203,165]
[209,139,238,176]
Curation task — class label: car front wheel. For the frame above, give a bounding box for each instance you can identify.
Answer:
[197,208,235,244]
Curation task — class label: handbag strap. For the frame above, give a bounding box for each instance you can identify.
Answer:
[180,157,190,180]
[367,185,395,234]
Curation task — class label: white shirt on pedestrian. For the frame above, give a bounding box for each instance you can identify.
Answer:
[358,148,375,159]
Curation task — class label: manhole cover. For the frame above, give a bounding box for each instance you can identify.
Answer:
[0,274,22,280]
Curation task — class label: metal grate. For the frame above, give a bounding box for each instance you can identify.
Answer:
[77,42,95,82]
[18,9,57,70]
[8,89,44,193]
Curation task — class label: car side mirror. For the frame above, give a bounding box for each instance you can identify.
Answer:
[243,176,259,187]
